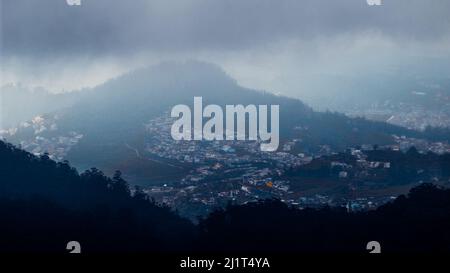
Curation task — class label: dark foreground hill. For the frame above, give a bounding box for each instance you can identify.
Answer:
[0,140,195,252]
[1,141,450,253]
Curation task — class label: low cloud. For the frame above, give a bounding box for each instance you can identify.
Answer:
[2,0,450,94]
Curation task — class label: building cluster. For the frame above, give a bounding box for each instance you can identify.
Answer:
[0,114,83,161]
[387,135,450,154]
[141,115,404,220]
[345,97,450,131]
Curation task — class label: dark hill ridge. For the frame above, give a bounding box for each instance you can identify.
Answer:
[0,140,195,252]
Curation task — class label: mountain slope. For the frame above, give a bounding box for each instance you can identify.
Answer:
[3,61,436,185]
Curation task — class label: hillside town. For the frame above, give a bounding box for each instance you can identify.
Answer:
[140,114,450,219]
[2,113,450,220]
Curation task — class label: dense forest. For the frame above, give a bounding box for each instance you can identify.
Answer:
[1,140,450,253]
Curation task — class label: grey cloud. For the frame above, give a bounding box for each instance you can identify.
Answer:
[2,0,450,59]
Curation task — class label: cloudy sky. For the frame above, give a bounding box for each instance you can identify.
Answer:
[1,0,450,104]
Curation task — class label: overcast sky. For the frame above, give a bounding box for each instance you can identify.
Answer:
[1,0,450,100]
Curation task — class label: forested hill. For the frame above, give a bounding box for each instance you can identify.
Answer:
[0,140,195,252]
